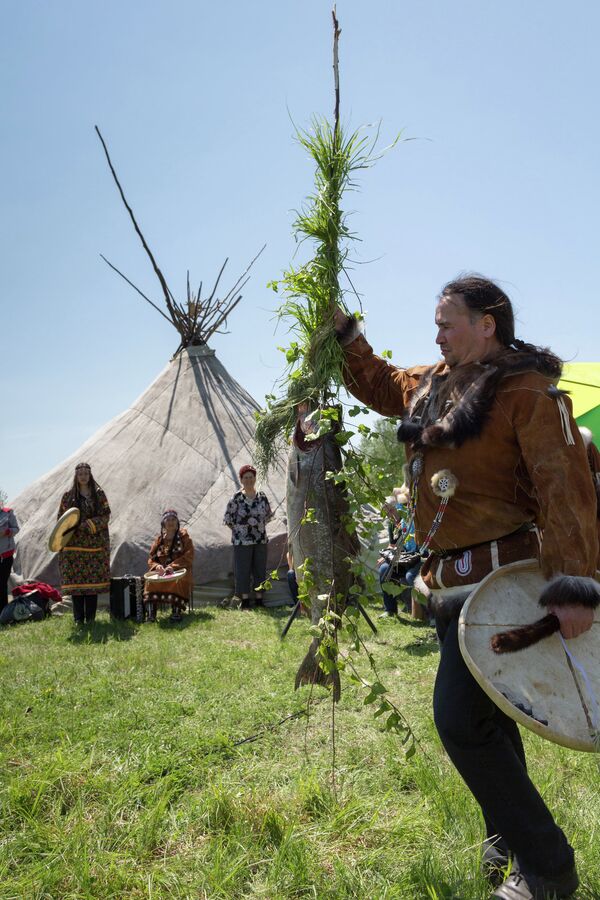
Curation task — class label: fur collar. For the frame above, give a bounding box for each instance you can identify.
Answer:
[397,347,562,449]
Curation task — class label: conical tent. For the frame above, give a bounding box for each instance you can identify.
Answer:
[11,129,288,590]
[11,344,287,587]
[559,363,600,442]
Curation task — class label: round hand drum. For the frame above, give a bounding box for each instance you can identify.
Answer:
[48,507,81,553]
[458,560,600,752]
[144,568,187,585]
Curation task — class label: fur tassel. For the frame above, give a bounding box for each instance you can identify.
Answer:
[491,614,560,654]
[539,575,600,610]
[547,384,567,400]
[420,423,447,445]
[397,420,423,444]
[491,576,599,653]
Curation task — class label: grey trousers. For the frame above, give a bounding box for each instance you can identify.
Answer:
[233,543,268,596]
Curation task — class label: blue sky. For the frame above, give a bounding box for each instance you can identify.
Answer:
[2,1,599,500]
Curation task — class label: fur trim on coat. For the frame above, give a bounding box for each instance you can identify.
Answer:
[398,348,562,449]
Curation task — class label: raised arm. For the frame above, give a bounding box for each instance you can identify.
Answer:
[338,324,435,418]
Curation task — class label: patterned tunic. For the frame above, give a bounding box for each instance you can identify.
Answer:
[57,489,111,596]
[223,491,273,545]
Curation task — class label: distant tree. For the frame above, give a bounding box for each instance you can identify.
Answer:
[0,487,7,507]
[358,417,406,498]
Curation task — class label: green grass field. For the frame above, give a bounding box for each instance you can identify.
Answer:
[1,601,598,899]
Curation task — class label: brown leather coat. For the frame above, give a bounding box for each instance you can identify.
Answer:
[343,335,599,580]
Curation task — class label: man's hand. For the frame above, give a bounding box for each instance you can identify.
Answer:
[547,603,595,640]
[333,307,351,332]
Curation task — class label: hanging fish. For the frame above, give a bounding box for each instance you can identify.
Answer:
[287,405,359,702]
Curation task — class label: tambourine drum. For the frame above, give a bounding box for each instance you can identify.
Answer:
[48,507,81,552]
[458,560,600,752]
[143,568,187,585]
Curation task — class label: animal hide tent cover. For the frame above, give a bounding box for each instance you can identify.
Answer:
[10,345,287,587]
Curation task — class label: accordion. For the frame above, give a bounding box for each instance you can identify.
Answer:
[110,576,144,622]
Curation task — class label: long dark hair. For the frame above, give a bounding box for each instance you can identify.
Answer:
[67,465,102,514]
[151,515,182,563]
[440,274,563,378]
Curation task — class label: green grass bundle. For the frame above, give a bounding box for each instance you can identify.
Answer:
[255,118,394,474]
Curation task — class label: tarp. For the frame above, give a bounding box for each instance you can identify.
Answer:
[559,362,600,442]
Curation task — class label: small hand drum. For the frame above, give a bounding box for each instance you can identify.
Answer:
[48,508,81,553]
[144,568,187,585]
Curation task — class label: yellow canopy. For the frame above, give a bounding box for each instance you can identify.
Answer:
[559,363,600,441]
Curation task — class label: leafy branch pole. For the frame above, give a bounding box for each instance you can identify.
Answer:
[256,9,417,757]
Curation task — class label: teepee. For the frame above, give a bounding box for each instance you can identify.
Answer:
[10,130,287,588]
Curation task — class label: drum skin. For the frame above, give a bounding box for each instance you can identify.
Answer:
[458,560,600,752]
[48,508,81,553]
[143,568,187,585]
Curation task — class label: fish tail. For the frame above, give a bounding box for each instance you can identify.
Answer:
[294,639,341,702]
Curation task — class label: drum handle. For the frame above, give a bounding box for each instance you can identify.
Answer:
[559,635,600,734]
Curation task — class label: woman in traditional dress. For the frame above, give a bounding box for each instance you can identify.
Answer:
[57,462,111,624]
[144,510,194,622]
[223,464,273,610]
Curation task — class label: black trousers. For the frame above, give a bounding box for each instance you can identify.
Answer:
[72,594,97,623]
[0,556,13,611]
[433,615,574,878]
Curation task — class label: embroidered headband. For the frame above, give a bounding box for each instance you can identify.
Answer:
[75,462,91,471]
[161,509,179,525]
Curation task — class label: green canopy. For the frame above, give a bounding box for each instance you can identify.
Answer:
[558,362,600,442]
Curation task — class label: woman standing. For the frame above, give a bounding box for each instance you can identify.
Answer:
[144,510,194,622]
[57,462,111,624]
[223,465,273,610]
[0,505,20,613]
